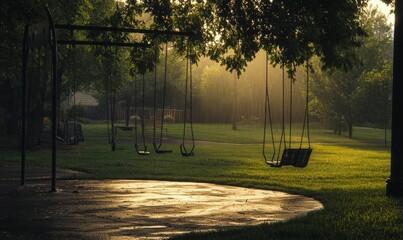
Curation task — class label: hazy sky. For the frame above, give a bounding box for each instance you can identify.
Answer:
[370,0,394,24]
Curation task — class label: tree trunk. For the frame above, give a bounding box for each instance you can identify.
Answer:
[232,73,238,130]
[386,0,403,197]
[348,122,353,139]
[337,116,342,135]
[125,102,130,126]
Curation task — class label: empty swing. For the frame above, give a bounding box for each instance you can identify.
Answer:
[152,43,172,154]
[104,49,118,151]
[180,41,195,156]
[64,40,84,145]
[262,52,277,165]
[263,56,312,168]
[134,67,150,155]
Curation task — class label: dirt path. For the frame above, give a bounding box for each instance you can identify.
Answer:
[0,168,323,240]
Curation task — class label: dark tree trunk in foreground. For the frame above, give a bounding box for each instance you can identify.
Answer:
[387,0,403,197]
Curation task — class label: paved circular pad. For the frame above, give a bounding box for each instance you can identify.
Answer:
[1,178,323,239]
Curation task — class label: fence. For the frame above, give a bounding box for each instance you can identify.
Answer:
[80,106,185,123]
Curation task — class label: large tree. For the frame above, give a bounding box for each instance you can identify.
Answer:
[148,0,369,130]
[145,0,365,75]
[355,60,392,145]
[309,5,393,138]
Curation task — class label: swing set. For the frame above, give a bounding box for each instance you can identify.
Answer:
[21,5,312,194]
[152,43,173,154]
[60,36,84,145]
[108,41,195,156]
[262,52,313,168]
[21,6,195,191]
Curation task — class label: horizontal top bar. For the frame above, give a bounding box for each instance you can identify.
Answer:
[55,24,194,37]
[57,39,149,48]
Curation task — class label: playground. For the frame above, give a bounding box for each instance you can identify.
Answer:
[1,1,403,239]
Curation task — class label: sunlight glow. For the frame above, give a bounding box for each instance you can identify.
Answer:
[370,0,395,25]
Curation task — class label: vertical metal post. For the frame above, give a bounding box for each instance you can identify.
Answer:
[46,7,58,192]
[51,39,57,192]
[21,26,29,186]
[387,0,403,197]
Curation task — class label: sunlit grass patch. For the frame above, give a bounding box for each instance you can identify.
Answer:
[1,123,398,239]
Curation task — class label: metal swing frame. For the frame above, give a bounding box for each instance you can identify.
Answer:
[21,6,194,191]
[22,7,58,191]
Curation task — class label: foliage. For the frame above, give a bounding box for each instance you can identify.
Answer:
[355,60,392,128]
[309,5,393,138]
[139,0,369,77]
[0,0,391,137]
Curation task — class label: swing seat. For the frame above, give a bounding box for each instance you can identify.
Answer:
[293,148,312,168]
[118,126,135,131]
[153,143,172,154]
[64,121,84,144]
[156,149,173,153]
[180,144,194,156]
[278,148,312,168]
[135,144,150,155]
[137,150,149,155]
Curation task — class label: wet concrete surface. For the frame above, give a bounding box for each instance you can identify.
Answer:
[0,168,323,239]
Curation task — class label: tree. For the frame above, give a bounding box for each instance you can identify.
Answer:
[309,5,393,138]
[147,0,368,130]
[355,60,392,145]
[0,0,44,135]
[0,0,377,135]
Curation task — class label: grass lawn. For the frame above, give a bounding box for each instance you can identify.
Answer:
[1,123,402,239]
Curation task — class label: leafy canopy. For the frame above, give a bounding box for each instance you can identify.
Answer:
[144,0,368,76]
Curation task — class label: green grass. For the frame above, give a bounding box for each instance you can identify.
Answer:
[1,123,401,239]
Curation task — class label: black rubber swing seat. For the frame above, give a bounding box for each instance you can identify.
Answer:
[180,144,194,156]
[153,143,172,154]
[117,126,135,131]
[270,148,312,168]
